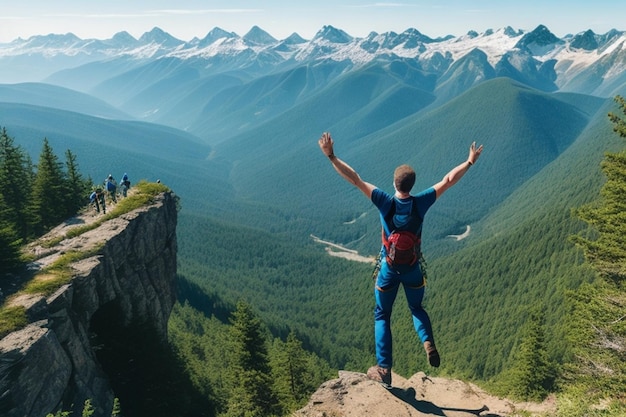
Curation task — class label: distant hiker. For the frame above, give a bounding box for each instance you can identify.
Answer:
[105,174,117,203]
[90,187,106,214]
[89,190,97,211]
[119,173,130,198]
[318,132,483,387]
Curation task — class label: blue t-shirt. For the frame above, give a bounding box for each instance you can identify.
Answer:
[371,187,436,239]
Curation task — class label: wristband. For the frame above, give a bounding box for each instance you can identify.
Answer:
[467,160,473,166]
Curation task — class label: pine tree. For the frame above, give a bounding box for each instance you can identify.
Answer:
[81,399,94,417]
[504,307,554,401]
[270,331,313,410]
[0,127,34,239]
[565,95,626,405]
[574,96,626,281]
[63,149,90,217]
[0,193,23,275]
[111,398,121,417]
[608,95,626,138]
[224,300,279,417]
[30,138,66,234]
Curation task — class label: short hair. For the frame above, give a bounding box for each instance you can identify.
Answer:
[394,164,416,193]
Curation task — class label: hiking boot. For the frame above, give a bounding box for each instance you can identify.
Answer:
[424,341,440,367]
[367,365,391,386]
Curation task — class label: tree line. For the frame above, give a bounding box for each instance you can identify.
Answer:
[167,297,335,417]
[561,96,626,414]
[488,95,626,409]
[0,128,92,276]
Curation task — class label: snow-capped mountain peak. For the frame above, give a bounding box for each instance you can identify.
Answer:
[138,27,184,48]
[314,25,353,44]
[243,26,277,45]
[196,27,238,48]
[0,24,625,97]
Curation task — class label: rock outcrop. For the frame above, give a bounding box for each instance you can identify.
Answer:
[0,192,178,417]
[294,370,556,417]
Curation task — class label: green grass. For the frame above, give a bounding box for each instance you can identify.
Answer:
[23,245,104,296]
[66,180,170,239]
[110,180,170,214]
[0,305,29,339]
[556,389,626,417]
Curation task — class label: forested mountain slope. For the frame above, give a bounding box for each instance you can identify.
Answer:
[423,97,624,380]
[0,82,133,120]
[213,78,607,256]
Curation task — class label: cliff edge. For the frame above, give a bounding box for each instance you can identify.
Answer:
[0,191,178,417]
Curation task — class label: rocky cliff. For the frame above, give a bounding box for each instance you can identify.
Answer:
[0,191,178,417]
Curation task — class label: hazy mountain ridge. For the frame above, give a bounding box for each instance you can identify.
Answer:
[0,101,234,217]
[0,82,134,120]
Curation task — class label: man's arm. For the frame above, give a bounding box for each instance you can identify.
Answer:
[433,141,483,199]
[318,132,376,198]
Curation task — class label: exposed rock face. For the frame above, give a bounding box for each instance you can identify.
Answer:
[0,192,178,417]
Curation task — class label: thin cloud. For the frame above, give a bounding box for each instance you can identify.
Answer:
[463,9,490,14]
[149,9,263,15]
[348,3,415,8]
[46,13,152,19]
[41,9,263,20]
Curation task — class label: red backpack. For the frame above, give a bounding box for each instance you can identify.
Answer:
[383,229,421,266]
[382,200,422,267]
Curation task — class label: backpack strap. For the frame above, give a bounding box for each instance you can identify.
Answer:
[381,198,423,246]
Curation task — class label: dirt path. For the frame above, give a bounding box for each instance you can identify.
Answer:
[446,225,471,241]
[310,234,375,263]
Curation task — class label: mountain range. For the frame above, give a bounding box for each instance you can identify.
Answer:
[1,24,625,156]
[2,24,626,118]
[2,24,626,92]
[1,22,625,382]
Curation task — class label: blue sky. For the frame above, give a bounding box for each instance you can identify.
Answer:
[1,1,625,42]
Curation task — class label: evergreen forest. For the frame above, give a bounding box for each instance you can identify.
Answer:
[0,128,92,275]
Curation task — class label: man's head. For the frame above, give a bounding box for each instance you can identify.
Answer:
[394,164,416,193]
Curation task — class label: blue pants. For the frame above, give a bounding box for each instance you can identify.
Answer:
[374,259,434,369]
